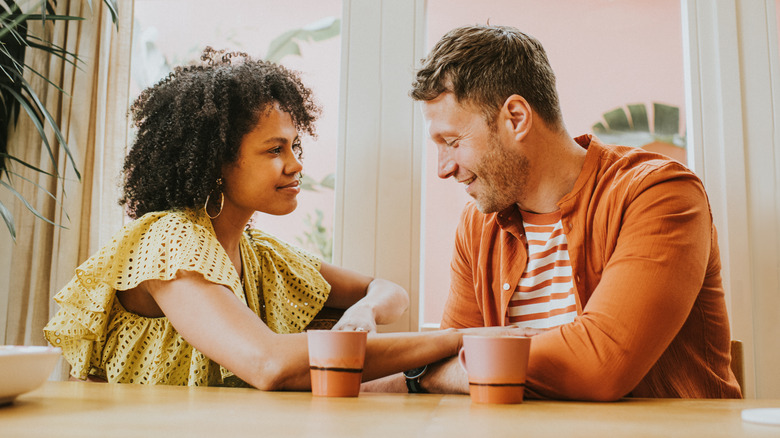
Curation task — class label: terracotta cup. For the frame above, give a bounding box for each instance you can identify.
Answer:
[458,335,532,404]
[307,330,368,397]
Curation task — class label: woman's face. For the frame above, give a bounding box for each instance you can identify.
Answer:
[220,103,304,218]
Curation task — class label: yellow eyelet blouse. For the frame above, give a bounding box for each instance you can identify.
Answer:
[43,209,330,386]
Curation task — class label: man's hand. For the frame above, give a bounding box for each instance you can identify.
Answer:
[458,325,550,338]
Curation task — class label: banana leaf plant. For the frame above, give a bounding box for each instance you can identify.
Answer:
[0,0,117,240]
[592,102,686,148]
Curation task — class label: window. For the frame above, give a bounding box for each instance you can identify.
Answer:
[421,0,687,327]
[131,0,342,261]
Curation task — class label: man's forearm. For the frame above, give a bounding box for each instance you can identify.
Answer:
[361,356,469,394]
[419,357,468,394]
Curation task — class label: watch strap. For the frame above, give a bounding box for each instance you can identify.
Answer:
[403,365,429,394]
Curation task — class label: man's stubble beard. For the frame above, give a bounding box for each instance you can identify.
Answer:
[471,131,529,214]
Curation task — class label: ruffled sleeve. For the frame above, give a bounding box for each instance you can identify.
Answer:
[241,228,330,334]
[43,209,241,380]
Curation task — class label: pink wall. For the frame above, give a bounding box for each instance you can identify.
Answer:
[422,0,686,324]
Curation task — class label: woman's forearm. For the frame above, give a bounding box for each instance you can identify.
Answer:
[361,329,461,381]
[359,278,410,325]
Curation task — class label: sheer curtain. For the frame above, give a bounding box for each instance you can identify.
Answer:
[0,0,134,354]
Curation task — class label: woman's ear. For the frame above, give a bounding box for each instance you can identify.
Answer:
[500,94,532,142]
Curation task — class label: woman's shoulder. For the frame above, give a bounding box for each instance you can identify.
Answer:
[127,208,210,235]
[111,209,222,252]
[76,208,230,290]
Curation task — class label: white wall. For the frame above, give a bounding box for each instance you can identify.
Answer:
[682,0,780,399]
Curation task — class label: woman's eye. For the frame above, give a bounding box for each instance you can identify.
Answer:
[269,147,282,155]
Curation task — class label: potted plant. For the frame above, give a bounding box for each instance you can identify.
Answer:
[592,102,686,164]
[0,0,117,240]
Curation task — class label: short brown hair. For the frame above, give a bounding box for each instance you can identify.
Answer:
[411,25,563,129]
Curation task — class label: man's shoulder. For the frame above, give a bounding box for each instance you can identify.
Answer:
[593,137,687,170]
[591,139,699,189]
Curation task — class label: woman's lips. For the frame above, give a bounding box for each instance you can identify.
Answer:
[278,181,300,192]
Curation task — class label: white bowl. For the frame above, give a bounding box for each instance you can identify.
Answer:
[0,345,62,405]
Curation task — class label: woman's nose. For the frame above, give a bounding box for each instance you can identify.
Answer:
[287,151,304,175]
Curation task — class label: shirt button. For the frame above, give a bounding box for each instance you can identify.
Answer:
[503,283,511,291]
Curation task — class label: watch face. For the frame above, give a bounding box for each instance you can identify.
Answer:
[404,366,427,379]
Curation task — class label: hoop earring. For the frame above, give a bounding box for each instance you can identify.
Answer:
[205,178,224,219]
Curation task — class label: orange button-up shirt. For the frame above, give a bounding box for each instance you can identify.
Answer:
[442,135,741,400]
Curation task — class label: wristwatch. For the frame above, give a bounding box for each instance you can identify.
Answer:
[403,365,429,393]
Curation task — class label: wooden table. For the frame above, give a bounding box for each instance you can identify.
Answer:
[2,381,779,437]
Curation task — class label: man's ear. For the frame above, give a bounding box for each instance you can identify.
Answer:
[500,94,532,142]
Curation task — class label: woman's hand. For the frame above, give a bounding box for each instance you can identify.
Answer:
[332,279,410,332]
[332,302,376,332]
[319,264,410,330]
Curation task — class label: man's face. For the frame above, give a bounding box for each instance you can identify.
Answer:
[422,92,529,213]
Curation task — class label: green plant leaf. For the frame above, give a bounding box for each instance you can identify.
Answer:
[320,173,335,189]
[27,35,84,67]
[592,103,686,148]
[83,0,118,28]
[0,179,65,228]
[265,17,340,62]
[0,199,16,240]
[6,168,72,224]
[0,11,31,40]
[0,152,57,177]
[653,103,679,136]
[299,174,319,191]
[8,169,60,201]
[24,14,86,22]
[1,0,120,240]
[0,83,56,167]
[2,79,41,124]
[19,76,80,179]
[5,55,72,96]
[0,83,54,162]
[296,208,332,262]
[628,104,649,132]
[104,0,119,27]
[0,55,21,82]
[603,107,631,132]
[592,121,607,133]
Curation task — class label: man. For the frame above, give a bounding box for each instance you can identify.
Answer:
[367,25,741,400]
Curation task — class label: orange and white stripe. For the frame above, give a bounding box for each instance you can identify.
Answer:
[507,210,577,329]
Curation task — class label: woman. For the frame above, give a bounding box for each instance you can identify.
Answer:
[43,48,463,389]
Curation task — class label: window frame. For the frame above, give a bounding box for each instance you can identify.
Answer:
[335,0,780,397]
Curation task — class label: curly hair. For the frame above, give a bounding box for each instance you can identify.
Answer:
[120,47,320,219]
[411,25,562,130]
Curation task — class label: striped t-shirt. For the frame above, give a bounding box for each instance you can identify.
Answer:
[506,209,578,329]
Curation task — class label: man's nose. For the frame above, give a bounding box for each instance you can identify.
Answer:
[437,144,457,179]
